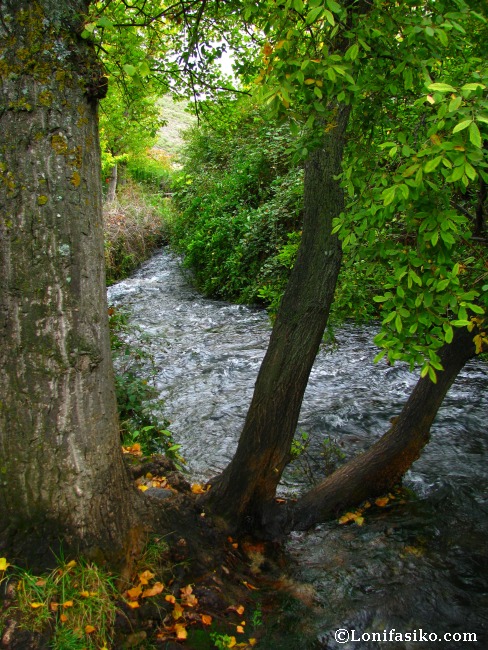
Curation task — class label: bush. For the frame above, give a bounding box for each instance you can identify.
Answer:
[103,181,171,285]
[171,106,304,306]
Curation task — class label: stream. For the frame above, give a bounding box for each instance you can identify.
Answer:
[108,248,488,649]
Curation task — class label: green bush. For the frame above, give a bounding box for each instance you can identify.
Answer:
[171,107,304,306]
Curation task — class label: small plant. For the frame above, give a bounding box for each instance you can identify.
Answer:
[109,305,184,465]
[210,631,237,649]
[5,558,117,649]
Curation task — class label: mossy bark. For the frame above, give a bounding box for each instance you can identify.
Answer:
[206,106,351,533]
[0,0,142,569]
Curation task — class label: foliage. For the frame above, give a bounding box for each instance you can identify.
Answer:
[103,181,171,285]
[109,306,184,464]
[171,103,304,304]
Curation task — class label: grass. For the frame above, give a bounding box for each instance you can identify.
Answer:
[103,181,172,285]
[2,558,117,650]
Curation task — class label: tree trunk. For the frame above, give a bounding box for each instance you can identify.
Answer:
[106,163,118,203]
[206,105,351,533]
[290,325,482,530]
[0,0,142,569]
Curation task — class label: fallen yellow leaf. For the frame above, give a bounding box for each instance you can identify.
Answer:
[85,625,96,634]
[127,585,142,599]
[375,496,389,507]
[191,483,207,494]
[0,558,9,571]
[60,613,68,622]
[201,614,212,625]
[242,581,258,591]
[63,600,74,608]
[138,485,149,492]
[127,601,140,609]
[249,639,257,646]
[165,594,176,604]
[79,590,90,598]
[175,624,187,640]
[138,570,155,584]
[142,582,164,598]
[30,602,44,609]
[236,625,245,634]
[172,602,184,619]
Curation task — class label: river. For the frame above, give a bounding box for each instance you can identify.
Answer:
[108,248,488,649]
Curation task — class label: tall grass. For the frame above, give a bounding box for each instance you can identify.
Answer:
[103,181,172,285]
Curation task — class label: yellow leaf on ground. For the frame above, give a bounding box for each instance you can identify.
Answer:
[201,614,212,625]
[242,581,258,590]
[85,625,96,634]
[35,579,46,586]
[60,613,68,622]
[50,602,59,612]
[0,558,10,571]
[79,590,90,598]
[138,485,149,492]
[138,570,155,584]
[191,483,207,494]
[175,624,188,640]
[142,582,164,598]
[236,626,245,633]
[66,560,76,569]
[30,602,44,609]
[228,637,237,648]
[127,601,140,609]
[63,600,74,608]
[127,585,143,599]
[354,516,365,526]
[228,604,245,616]
[375,496,389,507]
[249,639,257,646]
[165,594,176,604]
[172,603,184,619]
[338,512,356,524]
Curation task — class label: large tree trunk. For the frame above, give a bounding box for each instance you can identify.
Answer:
[0,0,142,569]
[207,105,351,533]
[290,324,483,530]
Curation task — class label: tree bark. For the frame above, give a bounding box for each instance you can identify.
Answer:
[290,324,482,531]
[106,163,118,203]
[0,0,142,569]
[206,105,351,533]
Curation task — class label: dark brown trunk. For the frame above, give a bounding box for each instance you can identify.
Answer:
[0,0,142,569]
[206,105,351,533]
[290,325,481,531]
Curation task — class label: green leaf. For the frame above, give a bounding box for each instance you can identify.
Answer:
[424,156,443,173]
[468,122,482,149]
[123,64,137,77]
[306,7,323,24]
[448,96,462,112]
[324,9,335,25]
[382,186,396,206]
[97,16,113,28]
[452,119,471,134]
[293,0,304,11]
[461,83,485,91]
[326,0,342,12]
[427,82,456,93]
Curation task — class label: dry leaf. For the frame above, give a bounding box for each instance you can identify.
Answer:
[127,601,140,609]
[201,614,212,625]
[138,485,149,492]
[60,613,68,623]
[165,594,176,604]
[175,624,188,640]
[191,483,207,494]
[138,570,155,584]
[142,582,164,598]
[236,625,245,633]
[85,625,96,634]
[242,581,258,591]
[127,585,142,600]
[0,558,10,571]
[62,600,74,608]
[30,602,44,609]
[375,496,389,507]
[172,602,184,619]
[50,602,59,612]
[79,590,90,598]
[228,605,245,616]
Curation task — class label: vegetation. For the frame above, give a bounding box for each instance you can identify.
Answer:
[103,181,172,285]
[1,5,487,647]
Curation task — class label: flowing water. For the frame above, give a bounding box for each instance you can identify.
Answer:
[108,249,488,649]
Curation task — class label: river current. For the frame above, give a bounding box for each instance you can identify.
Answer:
[108,248,488,649]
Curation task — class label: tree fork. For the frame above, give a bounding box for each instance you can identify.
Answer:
[205,105,351,533]
[289,323,484,531]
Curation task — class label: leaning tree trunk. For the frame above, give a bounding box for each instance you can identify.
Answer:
[0,0,142,569]
[290,324,484,530]
[206,105,351,533]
